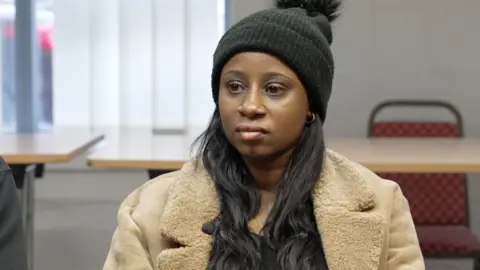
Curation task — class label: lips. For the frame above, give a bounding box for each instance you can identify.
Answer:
[235,124,268,141]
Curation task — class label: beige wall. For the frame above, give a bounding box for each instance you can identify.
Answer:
[231,0,273,23]
[327,0,480,138]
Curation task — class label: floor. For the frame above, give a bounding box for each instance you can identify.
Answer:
[32,170,478,270]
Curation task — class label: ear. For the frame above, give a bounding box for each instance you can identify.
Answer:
[305,112,316,125]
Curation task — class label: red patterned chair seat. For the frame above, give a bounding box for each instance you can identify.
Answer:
[371,122,460,137]
[417,226,480,256]
[376,172,467,226]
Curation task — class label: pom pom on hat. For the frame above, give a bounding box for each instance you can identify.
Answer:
[275,0,341,22]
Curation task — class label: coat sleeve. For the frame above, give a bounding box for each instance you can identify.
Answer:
[0,161,28,270]
[103,174,176,270]
[387,185,425,269]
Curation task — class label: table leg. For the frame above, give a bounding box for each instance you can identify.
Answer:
[34,164,44,178]
[147,170,172,180]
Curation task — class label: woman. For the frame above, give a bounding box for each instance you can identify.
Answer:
[103,0,424,269]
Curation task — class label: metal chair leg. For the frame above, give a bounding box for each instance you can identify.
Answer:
[474,258,480,270]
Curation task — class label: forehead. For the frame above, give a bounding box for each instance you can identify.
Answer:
[221,52,297,78]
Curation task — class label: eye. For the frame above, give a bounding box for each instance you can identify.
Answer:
[226,81,245,94]
[264,84,285,96]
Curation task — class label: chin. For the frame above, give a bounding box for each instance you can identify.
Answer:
[235,145,274,160]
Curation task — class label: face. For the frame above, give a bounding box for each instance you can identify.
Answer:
[219,52,310,160]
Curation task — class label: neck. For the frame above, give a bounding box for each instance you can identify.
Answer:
[243,148,294,191]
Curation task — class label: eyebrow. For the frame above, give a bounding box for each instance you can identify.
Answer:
[262,72,293,81]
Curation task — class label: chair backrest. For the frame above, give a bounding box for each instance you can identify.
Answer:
[368,100,468,226]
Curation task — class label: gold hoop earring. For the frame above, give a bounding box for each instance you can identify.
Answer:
[305,113,316,125]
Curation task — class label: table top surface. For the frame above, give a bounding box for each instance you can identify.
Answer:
[87,128,480,173]
[1,128,105,164]
[327,138,480,172]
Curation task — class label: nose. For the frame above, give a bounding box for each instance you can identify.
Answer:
[237,88,266,119]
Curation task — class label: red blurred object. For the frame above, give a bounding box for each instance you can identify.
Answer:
[3,26,53,49]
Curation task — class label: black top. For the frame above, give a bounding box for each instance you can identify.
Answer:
[0,157,28,270]
[258,235,279,270]
[255,234,328,270]
[201,222,328,269]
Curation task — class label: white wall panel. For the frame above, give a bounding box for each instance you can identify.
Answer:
[118,0,153,127]
[152,0,186,130]
[91,0,120,127]
[185,0,219,128]
[53,0,91,127]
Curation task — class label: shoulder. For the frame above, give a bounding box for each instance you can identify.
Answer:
[322,149,402,209]
[0,156,10,174]
[110,170,183,259]
[326,148,398,186]
[118,159,209,227]
[0,157,13,193]
[104,170,185,268]
[345,153,399,193]
[126,158,209,208]
[323,150,424,268]
[122,170,179,218]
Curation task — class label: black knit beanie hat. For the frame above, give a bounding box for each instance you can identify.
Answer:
[211,0,341,123]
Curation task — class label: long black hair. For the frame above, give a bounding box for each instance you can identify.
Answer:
[193,107,327,269]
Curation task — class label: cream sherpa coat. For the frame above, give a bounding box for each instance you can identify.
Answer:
[103,150,425,269]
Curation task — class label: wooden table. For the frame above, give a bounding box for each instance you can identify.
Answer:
[1,128,104,164]
[327,138,480,173]
[87,128,198,178]
[87,128,480,174]
[0,128,104,270]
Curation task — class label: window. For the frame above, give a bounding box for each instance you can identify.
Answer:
[223,0,233,31]
[0,1,54,132]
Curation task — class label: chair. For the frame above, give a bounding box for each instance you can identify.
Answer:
[368,100,480,268]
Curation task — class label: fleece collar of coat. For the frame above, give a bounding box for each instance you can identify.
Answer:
[157,149,384,270]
